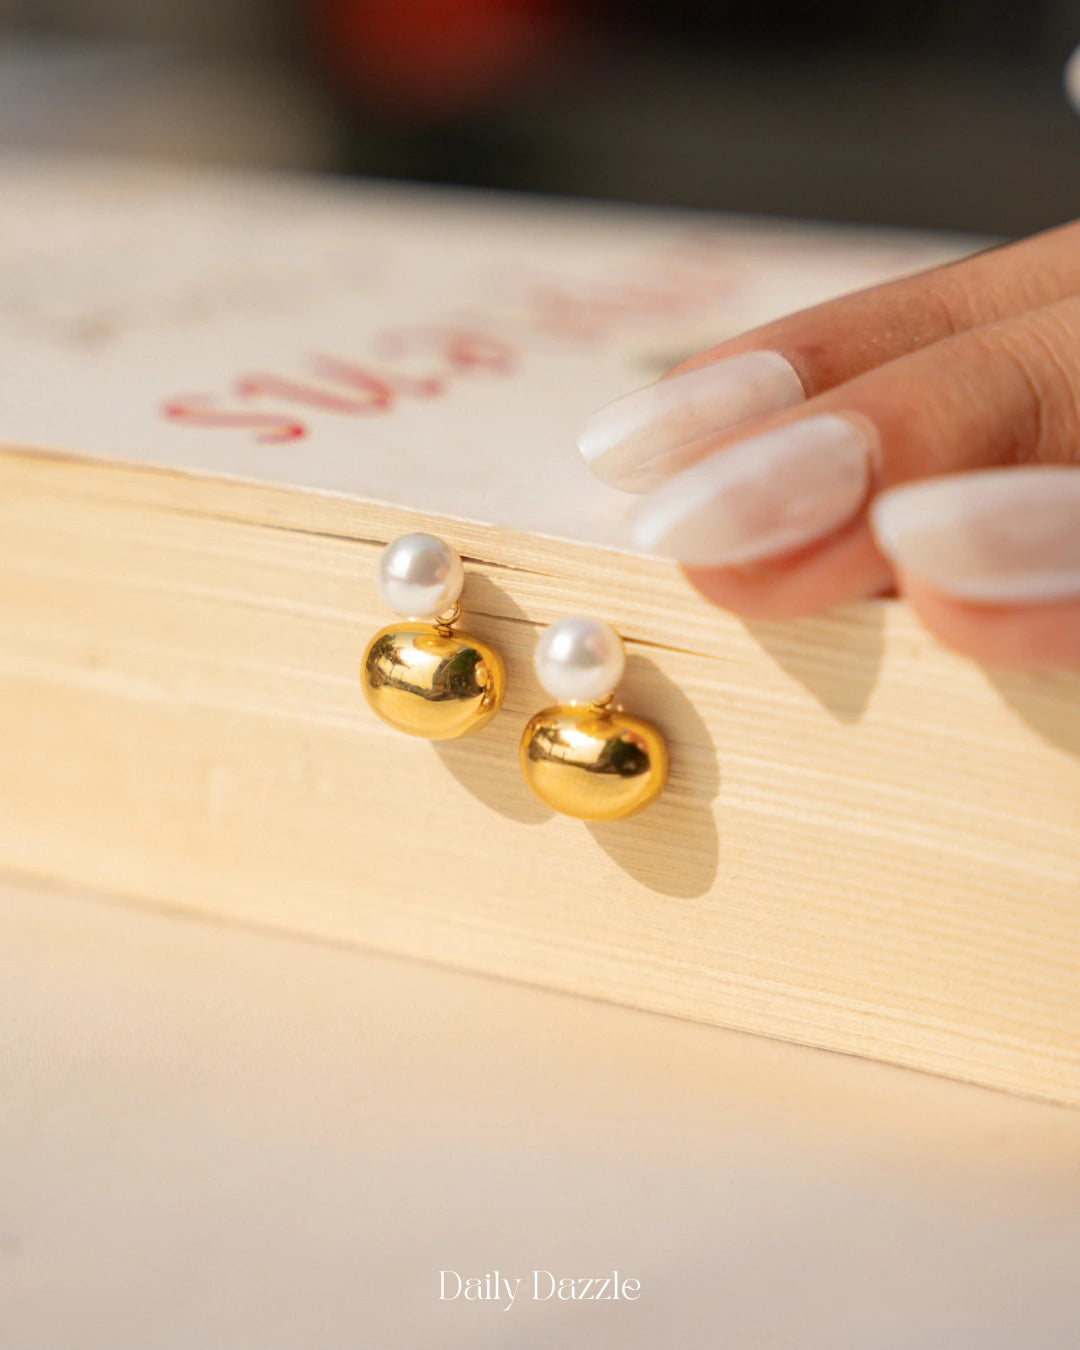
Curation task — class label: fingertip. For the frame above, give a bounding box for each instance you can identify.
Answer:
[576,352,805,494]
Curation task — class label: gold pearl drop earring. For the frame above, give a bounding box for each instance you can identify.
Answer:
[520,616,668,820]
[361,533,505,739]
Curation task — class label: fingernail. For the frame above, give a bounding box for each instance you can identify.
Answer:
[631,413,874,567]
[578,351,805,493]
[870,467,1080,603]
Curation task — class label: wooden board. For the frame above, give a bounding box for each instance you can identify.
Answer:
[3,447,1078,1105]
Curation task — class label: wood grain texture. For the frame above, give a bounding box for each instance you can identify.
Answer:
[2,447,1079,1104]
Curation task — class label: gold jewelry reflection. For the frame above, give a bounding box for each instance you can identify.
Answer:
[361,623,505,739]
[520,705,669,820]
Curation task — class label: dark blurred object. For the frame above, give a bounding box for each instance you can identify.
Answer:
[600,0,1037,53]
[3,0,1080,234]
[314,0,568,114]
[316,0,1080,234]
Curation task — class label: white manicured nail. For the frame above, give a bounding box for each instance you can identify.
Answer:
[631,413,874,567]
[871,467,1080,603]
[578,351,805,493]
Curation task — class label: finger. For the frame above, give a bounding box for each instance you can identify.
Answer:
[872,467,1080,668]
[579,219,1080,492]
[633,295,1080,623]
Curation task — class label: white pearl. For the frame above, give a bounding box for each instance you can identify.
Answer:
[534,615,625,704]
[377,533,464,618]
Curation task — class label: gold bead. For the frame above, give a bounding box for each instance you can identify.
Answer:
[519,705,669,820]
[362,623,505,740]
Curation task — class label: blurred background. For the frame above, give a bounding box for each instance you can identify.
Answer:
[2,0,1080,236]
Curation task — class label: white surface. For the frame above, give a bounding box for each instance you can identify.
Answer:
[0,153,977,551]
[1,875,1079,1349]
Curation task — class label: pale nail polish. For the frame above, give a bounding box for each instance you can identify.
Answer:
[578,351,805,493]
[870,467,1080,603]
[631,413,874,567]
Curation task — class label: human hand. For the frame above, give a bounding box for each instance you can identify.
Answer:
[578,224,1080,669]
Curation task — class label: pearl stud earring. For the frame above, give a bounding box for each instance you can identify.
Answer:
[361,533,505,739]
[520,615,668,820]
